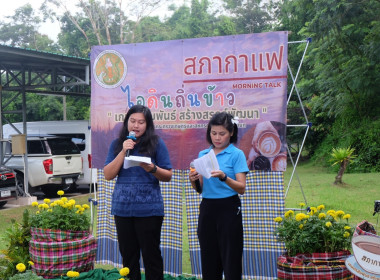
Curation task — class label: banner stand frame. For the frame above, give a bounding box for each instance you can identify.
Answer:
[285,38,312,206]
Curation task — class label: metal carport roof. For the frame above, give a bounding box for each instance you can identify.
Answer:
[0,44,90,97]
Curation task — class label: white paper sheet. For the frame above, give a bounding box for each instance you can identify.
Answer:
[123,155,151,169]
[194,149,219,179]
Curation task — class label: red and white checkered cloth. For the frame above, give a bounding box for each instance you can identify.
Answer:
[29,227,97,279]
[277,250,354,280]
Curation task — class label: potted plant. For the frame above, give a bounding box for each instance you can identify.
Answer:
[28,190,97,279]
[274,203,355,280]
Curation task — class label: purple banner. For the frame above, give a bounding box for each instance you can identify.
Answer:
[91,32,288,170]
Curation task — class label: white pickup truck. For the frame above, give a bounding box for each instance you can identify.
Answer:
[3,120,96,187]
[3,135,82,197]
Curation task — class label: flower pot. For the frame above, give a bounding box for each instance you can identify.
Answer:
[277,250,354,280]
[29,227,97,279]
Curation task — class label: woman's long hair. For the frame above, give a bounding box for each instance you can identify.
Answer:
[115,105,158,157]
[206,112,238,145]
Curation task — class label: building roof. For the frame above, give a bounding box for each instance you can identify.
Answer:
[0,44,89,69]
[0,44,90,97]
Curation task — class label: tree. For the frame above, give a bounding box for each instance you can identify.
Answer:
[42,0,171,47]
[165,4,192,39]
[221,0,273,33]
[330,147,356,185]
[274,0,380,171]
[0,4,58,51]
[189,0,215,38]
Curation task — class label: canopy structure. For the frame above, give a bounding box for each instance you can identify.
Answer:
[0,44,90,97]
[0,44,90,195]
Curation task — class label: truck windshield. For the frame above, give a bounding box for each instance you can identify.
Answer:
[47,138,81,155]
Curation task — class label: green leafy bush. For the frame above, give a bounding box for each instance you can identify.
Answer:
[274,204,354,256]
[29,191,90,231]
[311,118,380,172]
[0,209,31,279]
[9,270,44,280]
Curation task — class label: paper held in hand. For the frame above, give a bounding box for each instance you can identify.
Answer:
[194,149,219,179]
[124,155,152,169]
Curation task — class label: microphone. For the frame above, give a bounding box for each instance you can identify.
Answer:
[190,161,202,194]
[126,131,136,157]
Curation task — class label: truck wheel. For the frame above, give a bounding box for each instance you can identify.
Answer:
[65,183,77,193]
[41,185,61,197]
[0,201,7,208]
[41,184,77,197]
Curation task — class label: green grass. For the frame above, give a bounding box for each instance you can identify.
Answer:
[283,161,380,227]
[1,162,379,276]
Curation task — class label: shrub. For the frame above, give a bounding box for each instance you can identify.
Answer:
[0,209,31,279]
[274,203,354,256]
[29,191,90,231]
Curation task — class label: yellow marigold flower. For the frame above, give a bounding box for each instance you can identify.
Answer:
[56,200,64,206]
[57,190,64,196]
[318,213,326,219]
[67,271,80,277]
[327,210,336,218]
[343,231,350,238]
[343,214,351,220]
[47,209,53,212]
[295,213,306,221]
[28,261,34,266]
[61,197,68,202]
[31,202,39,207]
[274,217,283,223]
[38,204,44,209]
[325,222,332,228]
[75,205,82,209]
[16,263,26,272]
[44,198,51,204]
[76,210,81,214]
[50,202,56,207]
[119,278,125,280]
[317,205,325,211]
[82,204,90,209]
[120,267,130,276]
[310,206,317,212]
[344,226,351,230]
[68,199,76,205]
[284,210,294,218]
[336,210,345,217]
[299,224,304,229]
[80,207,85,212]
[42,203,49,209]
[299,202,306,208]
[36,211,40,214]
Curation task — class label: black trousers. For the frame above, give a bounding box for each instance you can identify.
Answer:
[198,195,243,280]
[114,215,164,280]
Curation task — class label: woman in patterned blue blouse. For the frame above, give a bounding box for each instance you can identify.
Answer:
[104,105,173,280]
[189,112,249,280]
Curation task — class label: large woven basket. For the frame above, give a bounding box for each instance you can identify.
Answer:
[277,250,354,280]
[29,227,97,279]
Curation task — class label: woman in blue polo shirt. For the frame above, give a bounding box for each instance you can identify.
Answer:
[104,104,172,280]
[189,112,249,280]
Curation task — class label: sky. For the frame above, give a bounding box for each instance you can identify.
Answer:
[0,0,189,42]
